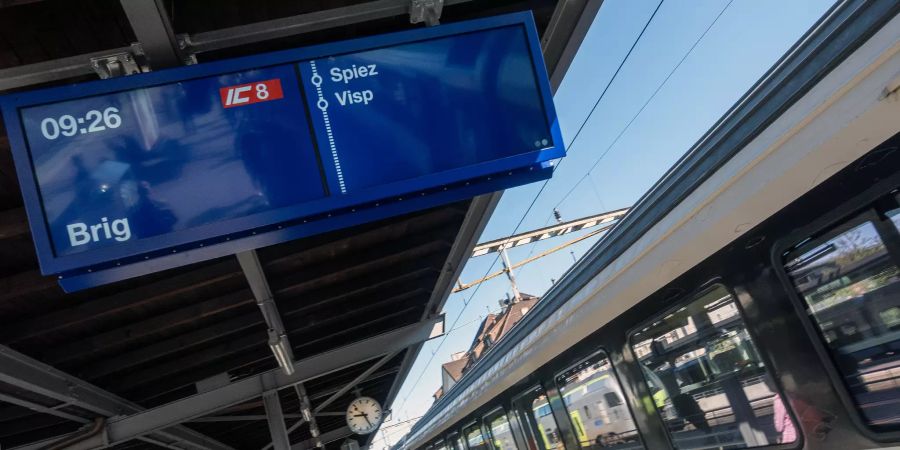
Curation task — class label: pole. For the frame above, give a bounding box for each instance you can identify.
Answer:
[499,248,521,301]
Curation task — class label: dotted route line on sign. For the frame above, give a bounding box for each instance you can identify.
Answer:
[309,60,347,194]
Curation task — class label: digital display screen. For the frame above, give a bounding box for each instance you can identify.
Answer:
[2,13,562,278]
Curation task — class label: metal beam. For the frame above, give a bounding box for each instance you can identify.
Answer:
[104,318,440,445]
[314,352,399,414]
[292,426,354,450]
[0,346,234,450]
[107,288,428,396]
[293,383,320,449]
[267,352,400,450]
[1,0,479,92]
[469,208,628,257]
[189,415,303,422]
[308,368,400,402]
[237,250,295,375]
[182,0,472,54]
[263,391,291,450]
[454,225,614,293]
[0,392,89,424]
[80,267,432,381]
[264,352,401,450]
[120,0,183,68]
[1,260,239,345]
[541,0,605,90]
[0,46,132,92]
[43,289,254,367]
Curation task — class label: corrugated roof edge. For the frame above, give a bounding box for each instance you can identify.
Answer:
[411,0,900,438]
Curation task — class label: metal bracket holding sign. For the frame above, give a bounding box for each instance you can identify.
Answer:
[89,44,147,79]
[410,0,444,26]
[0,12,564,292]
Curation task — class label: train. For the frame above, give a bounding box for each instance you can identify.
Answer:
[401,2,900,450]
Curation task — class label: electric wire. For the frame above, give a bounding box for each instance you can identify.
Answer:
[393,0,666,418]
[551,0,734,211]
[517,0,733,281]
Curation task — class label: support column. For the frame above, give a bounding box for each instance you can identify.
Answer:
[263,391,291,450]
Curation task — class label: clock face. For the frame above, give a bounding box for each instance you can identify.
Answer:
[345,396,383,435]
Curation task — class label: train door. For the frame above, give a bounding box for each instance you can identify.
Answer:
[513,385,567,450]
[448,432,464,450]
[555,350,644,449]
[485,407,519,450]
[464,421,491,450]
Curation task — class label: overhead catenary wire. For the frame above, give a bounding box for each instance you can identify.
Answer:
[393,0,666,418]
[518,0,733,282]
[550,0,735,211]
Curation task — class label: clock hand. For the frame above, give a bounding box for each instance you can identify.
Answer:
[363,415,373,427]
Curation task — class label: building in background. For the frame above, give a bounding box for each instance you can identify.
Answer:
[434,293,539,401]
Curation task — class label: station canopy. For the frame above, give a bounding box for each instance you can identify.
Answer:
[0,0,594,449]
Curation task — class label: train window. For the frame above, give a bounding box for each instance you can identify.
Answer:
[485,408,518,450]
[555,351,644,449]
[514,385,566,450]
[465,422,490,450]
[785,213,900,431]
[631,285,796,448]
[435,440,448,450]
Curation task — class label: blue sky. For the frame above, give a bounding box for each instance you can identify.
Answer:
[376,0,834,446]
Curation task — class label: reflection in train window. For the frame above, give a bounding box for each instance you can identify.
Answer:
[486,408,518,450]
[555,351,644,449]
[631,285,796,448]
[448,433,463,450]
[515,386,566,450]
[785,216,900,430]
[465,423,490,450]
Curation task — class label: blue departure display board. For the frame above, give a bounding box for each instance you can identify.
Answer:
[1,13,563,291]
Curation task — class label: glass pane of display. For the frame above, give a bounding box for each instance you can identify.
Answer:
[631,285,796,448]
[465,424,489,450]
[487,409,518,450]
[556,352,644,449]
[515,386,566,450]
[786,219,900,430]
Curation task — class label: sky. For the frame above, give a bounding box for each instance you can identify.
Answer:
[373,0,835,447]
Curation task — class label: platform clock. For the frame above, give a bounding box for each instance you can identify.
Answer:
[345,396,384,435]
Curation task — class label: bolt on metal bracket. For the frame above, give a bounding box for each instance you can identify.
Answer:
[410,0,443,26]
[176,34,199,65]
[90,44,148,79]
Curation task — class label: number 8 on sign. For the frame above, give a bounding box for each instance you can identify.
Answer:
[220,79,283,108]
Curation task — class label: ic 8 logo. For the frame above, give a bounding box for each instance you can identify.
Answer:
[220,79,284,108]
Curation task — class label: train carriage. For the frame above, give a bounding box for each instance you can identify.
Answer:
[402,2,900,450]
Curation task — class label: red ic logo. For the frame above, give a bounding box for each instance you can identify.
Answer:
[220,79,284,108]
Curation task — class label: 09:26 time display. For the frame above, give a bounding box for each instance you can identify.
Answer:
[39,107,122,140]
